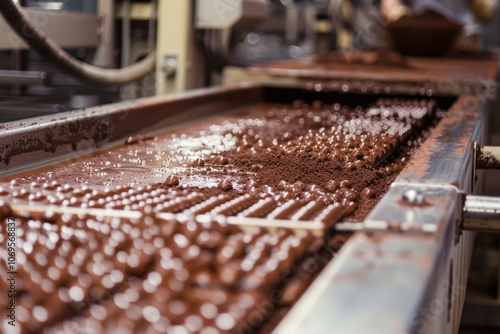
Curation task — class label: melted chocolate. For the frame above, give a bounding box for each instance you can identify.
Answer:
[0,97,447,333]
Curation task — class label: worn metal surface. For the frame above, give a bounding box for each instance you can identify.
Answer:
[224,52,499,97]
[366,184,460,233]
[464,195,500,233]
[277,201,463,334]
[397,95,485,189]
[0,9,100,50]
[336,194,500,234]
[275,232,443,334]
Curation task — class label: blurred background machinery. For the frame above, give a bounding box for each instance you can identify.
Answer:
[0,0,376,121]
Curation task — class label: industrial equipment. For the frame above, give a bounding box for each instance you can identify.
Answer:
[0,51,498,332]
[0,1,500,333]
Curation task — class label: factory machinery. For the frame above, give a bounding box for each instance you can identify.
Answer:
[0,57,499,333]
[0,0,342,117]
[0,1,500,334]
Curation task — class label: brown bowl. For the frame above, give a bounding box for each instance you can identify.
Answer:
[386,9,463,57]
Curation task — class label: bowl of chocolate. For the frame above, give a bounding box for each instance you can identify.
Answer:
[386,9,463,57]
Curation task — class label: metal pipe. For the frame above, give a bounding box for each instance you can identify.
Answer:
[10,49,22,93]
[93,0,116,68]
[147,0,158,53]
[285,4,299,44]
[121,0,131,68]
[463,195,500,233]
[0,0,155,85]
[304,5,316,42]
[476,145,500,169]
[0,70,46,85]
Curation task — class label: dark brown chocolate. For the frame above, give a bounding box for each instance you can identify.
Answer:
[0,97,448,333]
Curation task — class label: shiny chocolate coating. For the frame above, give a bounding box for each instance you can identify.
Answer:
[0,97,447,333]
[0,213,320,334]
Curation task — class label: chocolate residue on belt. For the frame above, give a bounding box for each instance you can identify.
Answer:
[0,99,445,223]
[0,97,448,333]
[0,117,109,165]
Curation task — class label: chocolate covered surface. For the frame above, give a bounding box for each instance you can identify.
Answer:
[0,98,442,224]
[0,210,344,334]
[0,98,446,333]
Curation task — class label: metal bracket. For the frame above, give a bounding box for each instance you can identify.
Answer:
[362,183,461,235]
[162,54,178,78]
[336,192,500,236]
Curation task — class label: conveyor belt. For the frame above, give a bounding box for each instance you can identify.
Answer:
[0,95,449,333]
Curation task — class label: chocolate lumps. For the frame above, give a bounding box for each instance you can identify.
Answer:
[0,97,447,333]
[1,212,324,334]
[218,179,233,192]
[165,175,180,187]
[0,98,445,224]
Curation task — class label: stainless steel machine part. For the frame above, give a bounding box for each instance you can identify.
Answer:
[335,141,500,234]
[335,194,500,234]
[156,0,204,94]
[0,1,156,85]
[224,52,499,98]
[0,70,46,85]
[92,1,115,68]
[0,84,261,174]
[464,195,500,233]
[223,53,498,333]
[121,0,131,68]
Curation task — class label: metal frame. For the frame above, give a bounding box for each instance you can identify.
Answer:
[115,2,154,20]
[155,0,204,95]
[195,0,267,30]
[223,53,498,99]
[0,8,100,50]
[93,1,115,68]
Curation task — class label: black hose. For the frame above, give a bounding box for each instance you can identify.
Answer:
[0,0,156,85]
